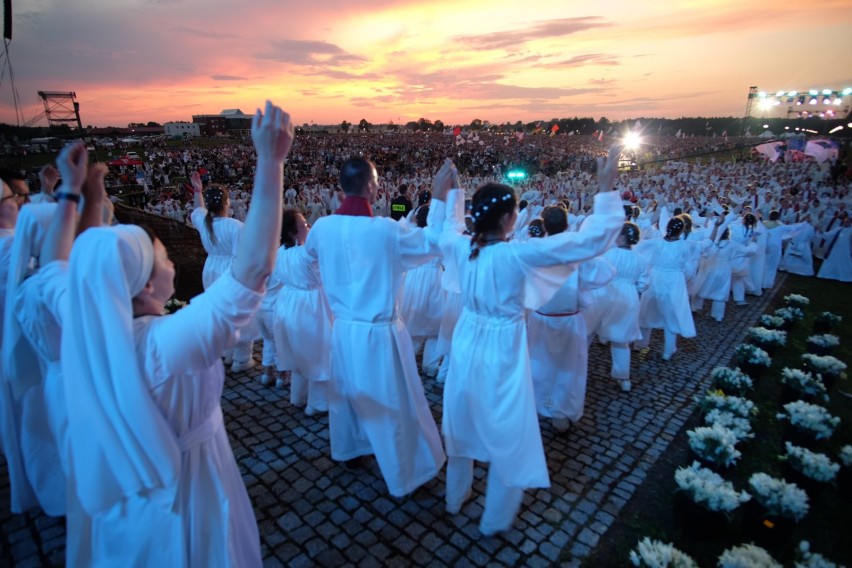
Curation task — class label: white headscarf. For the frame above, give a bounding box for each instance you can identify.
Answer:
[2,203,56,399]
[62,225,180,515]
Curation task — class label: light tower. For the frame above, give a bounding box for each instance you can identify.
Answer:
[37,91,84,134]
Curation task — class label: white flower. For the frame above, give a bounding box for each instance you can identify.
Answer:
[815,311,842,326]
[779,401,840,440]
[776,306,805,322]
[735,344,772,367]
[783,442,840,482]
[699,391,757,419]
[806,334,840,349]
[629,537,698,568]
[718,543,781,568]
[687,423,742,467]
[705,409,753,441]
[784,293,810,307]
[748,472,810,522]
[781,368,828,399]
[748,327,788,346]
[674,462,750,514]
[760,315,786,329]
[796,540,842,568]
[710,366,754,392]
[801,353,847,377]
[840,445,852,468]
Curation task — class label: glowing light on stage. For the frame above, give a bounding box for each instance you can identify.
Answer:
[776,90,785,97]
[809,98,817,105]
[829,126,844,134]
[834,98,843,105]
[822,89,832,95]
[809,89,818,95]
[623,131,641,150]
[788,91,797,96]
[506,170,526,180]
[843,88,852,95]
[758,98,774,111]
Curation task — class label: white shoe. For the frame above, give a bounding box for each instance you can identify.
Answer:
[619,380,632,392]
[258,374,271,386]
[231,359,256,373]
[223,356,234,366]
[274,378,285,389]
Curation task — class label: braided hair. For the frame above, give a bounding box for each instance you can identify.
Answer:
[203,185,228,245]
[665,217,685,239]
[469,183,517,260]
[743,213,757,237]
[281,208,302,248]
[623,205,634,220]
[621,222,641,247]
[679,214,693,238]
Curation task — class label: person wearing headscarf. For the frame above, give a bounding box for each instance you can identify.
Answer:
[439,146,623,536]
[56,103,293,567]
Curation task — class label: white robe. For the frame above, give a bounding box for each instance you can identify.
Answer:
[439,190,623,489]
[55,265,264,567]
[817,226,852,282]
[303,204,447,497]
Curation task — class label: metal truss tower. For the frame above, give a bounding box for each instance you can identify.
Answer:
[37,91,84,133]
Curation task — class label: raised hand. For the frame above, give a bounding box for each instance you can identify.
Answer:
[82,163,108,202]
[39,164,60,194]
[251,100,295,163]
[56,141,89,194]
[597,144,623,193]
[189,170,203,193]
[431,159,456,201]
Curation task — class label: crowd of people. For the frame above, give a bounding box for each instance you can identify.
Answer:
[0,107,850,565]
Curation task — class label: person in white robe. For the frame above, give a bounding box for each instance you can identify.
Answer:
[817,218,852,282]
[528,205,615,430]
[56,104,293,567]
[596,223,650,391]
[439,147,623,536]
[303,156,447,498]
[273,209,332,413]
[761,211,804,289]
[778,216,816,276]
[189,173,256,371]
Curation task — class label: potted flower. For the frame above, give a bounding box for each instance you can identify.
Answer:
[747,472,809,547]
[795,541,843,568]
[687,423,742,469]
[673,462,750,538]
[759,314,786,330]
[734,343,771,378]
[697,391,757,419]
[801,354,847,391]
[805,334,840,356]
[704,409,753,442]
[839,445,852,495]
[783,293,810,309]
[746,326,787,354]
[813,311,842,334]
[778,400,840,444]
[710,366,753,395]
[781,442,840,496]
[718,543,781,568]
[780,368,828,402]
[774,306,805,330]
[629,537,697,568]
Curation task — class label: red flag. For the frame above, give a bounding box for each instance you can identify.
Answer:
[452,126,461,137]
[551,124,560,133]
[598,131,604,142]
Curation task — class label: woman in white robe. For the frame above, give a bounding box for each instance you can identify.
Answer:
[273,209,332,414]
[778,218,815,276]
[817,219,852,282]
[439,148,623,536]
[56,105,293,567]
[695,228,757,321]
[636,217,696,360]
[189,174,256,370]
[596,223,650,391]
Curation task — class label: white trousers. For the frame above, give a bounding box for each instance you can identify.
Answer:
[446,457,524,535]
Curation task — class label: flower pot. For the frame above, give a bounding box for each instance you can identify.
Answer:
[673,491,733,541]
[743,501,796,549]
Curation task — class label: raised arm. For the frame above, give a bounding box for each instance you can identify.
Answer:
[231,101,294,291]
[190,170,205,209]
[42,142,88,265]
[77,163,107,235]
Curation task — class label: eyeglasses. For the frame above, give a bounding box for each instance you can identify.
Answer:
[1,194,19,204]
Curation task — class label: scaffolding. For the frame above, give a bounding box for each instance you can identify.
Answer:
[37,90,84,133]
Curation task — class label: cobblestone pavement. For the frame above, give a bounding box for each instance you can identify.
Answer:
[0,279,781,567]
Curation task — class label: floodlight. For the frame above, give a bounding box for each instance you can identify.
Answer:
[843,88,852,95]
[829,126,844,134]
[809,98,817,105]
[776,90,785,97]
[809,89,818,95]
[822,89,832,95]
[758,91,767,97]
[507,170,526,180]
[788,91,797,96]
[834,98,843,105]
[623,131,641,150]
[758,98,774,111]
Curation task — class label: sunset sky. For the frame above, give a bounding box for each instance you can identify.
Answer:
[1,0,850,127]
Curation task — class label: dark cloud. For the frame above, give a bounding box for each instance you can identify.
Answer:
[257,40,368,66]
[455,17,614,50]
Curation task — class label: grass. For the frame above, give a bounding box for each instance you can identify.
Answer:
[582,271,852,567]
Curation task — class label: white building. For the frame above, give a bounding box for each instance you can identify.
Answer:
[164,121,201,138]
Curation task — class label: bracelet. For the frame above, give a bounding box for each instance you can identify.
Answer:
[55,192,81,203]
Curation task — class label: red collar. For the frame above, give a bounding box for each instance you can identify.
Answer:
[335,195,373,217]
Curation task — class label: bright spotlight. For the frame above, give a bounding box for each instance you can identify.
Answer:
[829,126,844,134]
[623,131,641,150]
[758,98,774,111]
[809,98,818,105]
[809,89,818,95]
[843,88,852,96]
[822,89,832,95]
[506,170,526,180]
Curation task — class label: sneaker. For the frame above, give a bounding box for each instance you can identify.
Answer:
[274,378,285,389]
[258,374,271,386]
[619,380,632,392]
[231,359,256,373]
